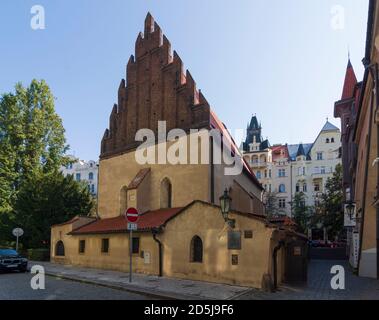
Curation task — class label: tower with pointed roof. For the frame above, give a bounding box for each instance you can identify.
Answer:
[243,115,270,152]
[334,58,362,203]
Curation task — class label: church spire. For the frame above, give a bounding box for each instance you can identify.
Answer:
[341,57,357,100]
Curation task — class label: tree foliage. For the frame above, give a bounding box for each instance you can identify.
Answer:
[265,192,280,218]
[0,80,94,248]
[292,192,314,234]
[316,163,344,239]
[12,173,94,248]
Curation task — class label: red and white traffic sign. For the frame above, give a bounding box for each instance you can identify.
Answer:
[125,207,139,223]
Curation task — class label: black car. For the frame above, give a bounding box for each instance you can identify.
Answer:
[0,249,28,273]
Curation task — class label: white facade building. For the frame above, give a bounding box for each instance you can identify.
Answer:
[60,155,99,196]
[242,116,341,217]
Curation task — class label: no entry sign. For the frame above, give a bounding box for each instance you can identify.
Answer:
[125,207,139,223]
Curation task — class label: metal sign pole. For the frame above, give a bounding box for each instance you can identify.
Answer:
[129,229,132,283]
[16,235,19,252]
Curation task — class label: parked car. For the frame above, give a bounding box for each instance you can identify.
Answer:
[0,249,28,273]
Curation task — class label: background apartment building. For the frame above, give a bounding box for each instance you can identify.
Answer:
[60,155,99,196]
[242,116,341,217]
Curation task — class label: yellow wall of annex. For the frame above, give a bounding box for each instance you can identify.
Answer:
[51,226,160,275]
[158,201,274,288]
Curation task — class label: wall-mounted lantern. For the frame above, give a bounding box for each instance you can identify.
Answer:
[219,188,235,228]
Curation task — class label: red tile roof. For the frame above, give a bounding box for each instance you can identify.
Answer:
[69,207,184,235]
[271,145,289,161]
[51,216,80,227]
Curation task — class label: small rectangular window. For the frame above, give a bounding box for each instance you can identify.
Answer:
[101,239,109,253]
[79,240,85,254]
[244,230,253,239]
[132,237,140,254]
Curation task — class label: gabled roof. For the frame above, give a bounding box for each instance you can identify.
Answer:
[296,143,306,157]
[67,200,272,235]
[69,207,184,234]
[287,144,313,161]
[321,121,339,132]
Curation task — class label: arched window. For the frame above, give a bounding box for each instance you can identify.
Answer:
[120,186,128,215]
[279,184,286,193]
[160,178,172,208]
[190,235,203,263]
[89,172,94,180]
[55,241,65,256]
[331,138,335,143]
[256,171,261,179]
[326,138,330,143]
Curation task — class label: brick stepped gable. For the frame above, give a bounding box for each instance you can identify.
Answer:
[101,13,211,159]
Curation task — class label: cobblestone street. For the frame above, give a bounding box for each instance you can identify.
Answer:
[241,260,379,300]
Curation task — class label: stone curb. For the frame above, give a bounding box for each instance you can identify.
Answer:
[44,271,211,300]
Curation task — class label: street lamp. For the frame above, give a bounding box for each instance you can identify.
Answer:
[345,202,355,220]
[219,189,235,228]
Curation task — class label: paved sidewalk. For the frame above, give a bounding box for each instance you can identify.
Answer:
[240,260,379,300]
[30,261,252,300]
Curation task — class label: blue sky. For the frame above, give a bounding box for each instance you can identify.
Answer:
[0,0,369,160]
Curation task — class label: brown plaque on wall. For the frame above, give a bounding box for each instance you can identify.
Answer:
[244,230,253,239]
[231,254,238,265]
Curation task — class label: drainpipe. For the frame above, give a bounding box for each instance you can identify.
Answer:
[273,240,285,291]
[151,227,163,277]
[373,63,379,280]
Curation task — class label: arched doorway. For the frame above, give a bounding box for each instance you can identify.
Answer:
[55,241,65,256]
[190,235,203,263]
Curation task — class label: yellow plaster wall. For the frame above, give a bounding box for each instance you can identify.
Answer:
[158,201,274,288]
[98,135,210,219]
[51,226,159,275]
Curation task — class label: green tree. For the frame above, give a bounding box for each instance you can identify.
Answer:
[0,80,93,248]
[265,192,280,218]
[12,173,94,249]
[292,192,314,234]
[317,163,344,240]
[0,80,70,213]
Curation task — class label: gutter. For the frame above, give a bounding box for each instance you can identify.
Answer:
[151,227,163,277]
[272,240,285,291]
